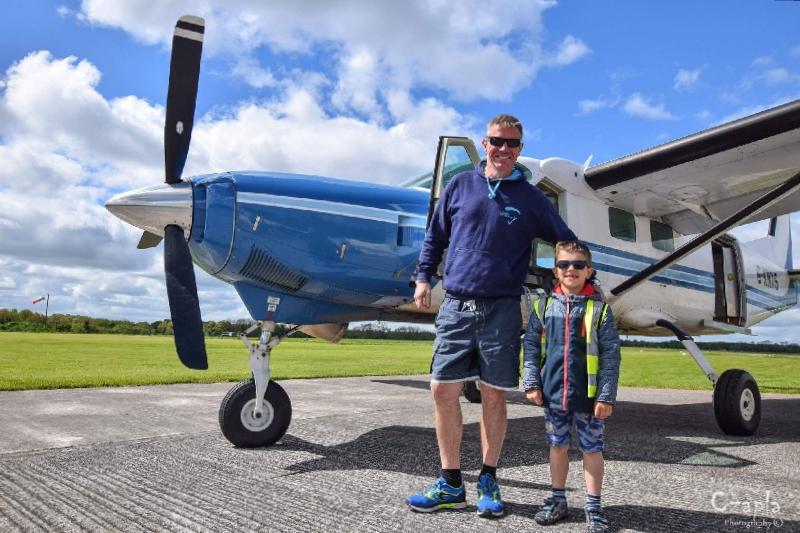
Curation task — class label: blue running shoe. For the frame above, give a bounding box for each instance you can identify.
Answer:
[407,477,467,512]
[476,474,505,517]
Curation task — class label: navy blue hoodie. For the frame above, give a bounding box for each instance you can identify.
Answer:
[417,163,576,298]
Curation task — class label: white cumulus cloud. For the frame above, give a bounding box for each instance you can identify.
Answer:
[623,93,676,120]
[673,68,701,91]
[74,0,579,106]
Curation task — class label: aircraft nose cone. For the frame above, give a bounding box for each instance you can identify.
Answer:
[105,182,193,237]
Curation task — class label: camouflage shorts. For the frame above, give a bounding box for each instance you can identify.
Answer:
[543,408,605,453]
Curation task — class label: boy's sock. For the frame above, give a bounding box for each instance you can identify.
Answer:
[585,493,602,511]
[551,487,567,501]
[441,468,463,487]
[478,464,497,480]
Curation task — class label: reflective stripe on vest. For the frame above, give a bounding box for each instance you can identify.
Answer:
[533,296,608,398]
[533,297,551,365]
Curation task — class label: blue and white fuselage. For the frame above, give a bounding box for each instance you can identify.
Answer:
[106,155,797,339]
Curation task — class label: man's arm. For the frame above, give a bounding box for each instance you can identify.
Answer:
[536,192,577,244]
[414,181,455,307]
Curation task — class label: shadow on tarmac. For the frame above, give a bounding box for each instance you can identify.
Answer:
[256,378,800,530]
[280,378,800,479]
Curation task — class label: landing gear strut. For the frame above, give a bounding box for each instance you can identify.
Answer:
[218,321,293,447]
[657,319,761,435]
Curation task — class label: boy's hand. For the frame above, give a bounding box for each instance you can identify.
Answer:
[594,401,613,419]
[526,389,543,405]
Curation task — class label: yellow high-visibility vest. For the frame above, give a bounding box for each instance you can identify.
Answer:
[532,297,608,398]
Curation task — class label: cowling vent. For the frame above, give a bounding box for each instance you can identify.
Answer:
[239,246,308,293]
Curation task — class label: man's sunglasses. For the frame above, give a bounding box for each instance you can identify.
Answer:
[486,136,522,148]
[555,260,589,270]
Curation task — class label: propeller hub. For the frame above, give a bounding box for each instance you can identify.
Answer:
[105,182,193,238]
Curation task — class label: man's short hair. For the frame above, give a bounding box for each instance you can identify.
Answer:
[487,114,523,138]
[554,241,592,264]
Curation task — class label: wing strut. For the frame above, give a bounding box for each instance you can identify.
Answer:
[610,169,800,297]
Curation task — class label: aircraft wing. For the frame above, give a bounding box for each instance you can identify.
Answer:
[584,99,800,235]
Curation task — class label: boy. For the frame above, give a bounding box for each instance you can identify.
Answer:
[522,241,621,533]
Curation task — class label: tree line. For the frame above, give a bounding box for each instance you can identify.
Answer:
[2,308,799,353]
[0,308,251,337]
[0,308,437,339]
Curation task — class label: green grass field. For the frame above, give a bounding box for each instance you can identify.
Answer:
[0,332,798,393]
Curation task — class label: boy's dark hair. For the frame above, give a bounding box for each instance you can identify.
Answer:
[554,241,592,264]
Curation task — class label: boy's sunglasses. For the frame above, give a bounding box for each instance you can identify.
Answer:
[486,136,522,148]
[555,260,589,270]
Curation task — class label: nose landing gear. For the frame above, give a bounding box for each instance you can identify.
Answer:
[218,322,294,447]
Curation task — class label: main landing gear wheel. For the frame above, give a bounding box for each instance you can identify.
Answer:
[219,379,292,447]
[463,381,482,403]
[713,369,761,436]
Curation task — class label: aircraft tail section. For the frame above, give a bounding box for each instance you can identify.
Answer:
[743,214,793,270]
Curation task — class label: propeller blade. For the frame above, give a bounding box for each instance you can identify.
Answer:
[164,224,208,369]
[136,230,163,249]
[164,15,204,184]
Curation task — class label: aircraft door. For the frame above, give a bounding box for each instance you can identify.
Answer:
[525,181,561,290]
[427,136,481,226]
[722,247,740,318]
[415,136,481,285]
[712,237,745,326]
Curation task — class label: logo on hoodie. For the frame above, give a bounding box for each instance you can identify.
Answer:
[501,206,521,225]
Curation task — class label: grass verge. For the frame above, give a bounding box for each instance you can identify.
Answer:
[1,332,798,393]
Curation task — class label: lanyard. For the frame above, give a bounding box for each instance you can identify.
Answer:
[486,178,502,198]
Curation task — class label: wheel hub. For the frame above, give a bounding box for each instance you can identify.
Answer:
[739,388,755,421]
[240,398,275,432]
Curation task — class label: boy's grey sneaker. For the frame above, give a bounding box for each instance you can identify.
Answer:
[585,507,609,533]
[534,497,568,525]
[475,474,505,517]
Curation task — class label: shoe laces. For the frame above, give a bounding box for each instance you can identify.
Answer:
[542,497,560,512]
[425,479,456,499]
[587,508,607,525]
[478,476,500,500]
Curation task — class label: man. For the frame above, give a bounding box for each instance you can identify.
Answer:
[407,114,577,518]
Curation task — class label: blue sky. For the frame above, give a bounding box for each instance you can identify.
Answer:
[2,1,800,342]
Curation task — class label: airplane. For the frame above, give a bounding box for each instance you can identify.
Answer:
[105,15,800,447]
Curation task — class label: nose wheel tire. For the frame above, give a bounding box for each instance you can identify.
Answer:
[713,369,761,436]
[219,379,292,447]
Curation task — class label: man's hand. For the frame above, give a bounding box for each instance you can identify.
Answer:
[526,389,543,405]
[594,401,613,419]
[414,281,432,309]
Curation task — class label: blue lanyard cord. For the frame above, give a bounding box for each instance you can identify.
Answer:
[486,178,502,198]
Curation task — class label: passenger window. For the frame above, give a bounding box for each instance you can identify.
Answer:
[609,207,636,242]
[650,220,674,252]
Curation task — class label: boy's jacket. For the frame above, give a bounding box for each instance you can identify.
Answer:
[522,283,621,414]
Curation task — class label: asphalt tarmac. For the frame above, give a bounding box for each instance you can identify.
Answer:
[0,376,798,532]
